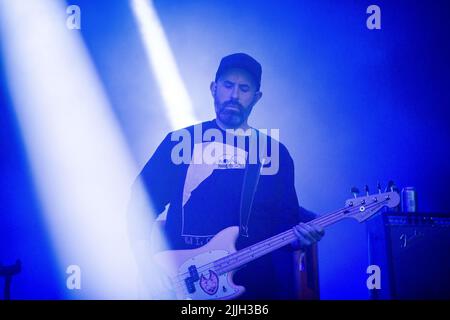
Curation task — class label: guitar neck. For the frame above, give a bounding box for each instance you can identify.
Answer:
[213,207,350,275]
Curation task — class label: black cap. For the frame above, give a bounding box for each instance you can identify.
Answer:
[215,53,262,91]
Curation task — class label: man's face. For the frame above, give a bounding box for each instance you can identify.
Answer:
[211,68,262,129]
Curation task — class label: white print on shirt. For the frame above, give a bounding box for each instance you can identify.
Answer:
[181,141,247,239]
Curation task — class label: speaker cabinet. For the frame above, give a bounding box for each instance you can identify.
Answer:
[367,212,450,299]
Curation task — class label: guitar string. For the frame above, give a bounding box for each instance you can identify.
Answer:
[170,198,388,294]
[169,198,389,293]
[211,208,349,272]
[172,201,356,285]
[213,197,391,275]
[169,198,388,293]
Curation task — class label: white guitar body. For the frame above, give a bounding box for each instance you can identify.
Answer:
[153,226,245,300]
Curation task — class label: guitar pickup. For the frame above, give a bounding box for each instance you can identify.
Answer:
[185,278,196,294]
[188,265,199,282]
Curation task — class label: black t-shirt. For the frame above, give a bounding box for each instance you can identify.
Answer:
[138,119,302,299]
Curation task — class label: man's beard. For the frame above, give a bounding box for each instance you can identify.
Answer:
[216,100,251,128]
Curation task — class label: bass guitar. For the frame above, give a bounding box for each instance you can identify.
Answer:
[153,191,400,300]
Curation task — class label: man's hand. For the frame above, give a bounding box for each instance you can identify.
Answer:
[292,223,325,249]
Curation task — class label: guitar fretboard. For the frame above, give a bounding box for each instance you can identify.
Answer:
[212,207,349,275]
[212,194,392,275]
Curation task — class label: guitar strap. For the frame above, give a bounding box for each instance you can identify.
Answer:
[239,131,265,238]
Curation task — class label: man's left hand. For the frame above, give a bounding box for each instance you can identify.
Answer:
[292,223,325,249]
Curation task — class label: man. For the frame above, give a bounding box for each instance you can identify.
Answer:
[129,53,324,299]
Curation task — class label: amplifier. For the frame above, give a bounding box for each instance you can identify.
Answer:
[367,212,450,299]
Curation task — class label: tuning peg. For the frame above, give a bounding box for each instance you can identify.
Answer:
[377,182,382,194]
[392,183,399,192]
[365,185,369,196]
[386,180,394,192]
[387,180,400,192]
[351,187,360,199]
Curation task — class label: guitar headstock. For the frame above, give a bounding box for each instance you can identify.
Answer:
[343,191,400,222]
